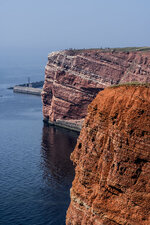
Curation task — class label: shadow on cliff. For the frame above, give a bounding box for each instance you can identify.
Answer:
[40,123,78,187]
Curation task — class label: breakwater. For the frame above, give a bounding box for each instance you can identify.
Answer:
[9,81,44,96]
[13,86,42,96]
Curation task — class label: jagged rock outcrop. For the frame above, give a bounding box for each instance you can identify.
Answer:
[66,85,150,225]
[42,49,150,128]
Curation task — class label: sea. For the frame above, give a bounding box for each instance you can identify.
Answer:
[0,50,78,225]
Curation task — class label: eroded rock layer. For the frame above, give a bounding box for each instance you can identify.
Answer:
[66,85,150,225]
[42,50,150,124]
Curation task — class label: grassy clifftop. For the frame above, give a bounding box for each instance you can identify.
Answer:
[65,46,150,55]
[109,82,150,88]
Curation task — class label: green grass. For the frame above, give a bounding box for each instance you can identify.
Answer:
[110,47,150,52]
[108,82,150,88]
[65,47,150,55]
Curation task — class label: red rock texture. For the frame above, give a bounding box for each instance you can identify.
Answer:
[66,85,150,225]
[42,49,150,123]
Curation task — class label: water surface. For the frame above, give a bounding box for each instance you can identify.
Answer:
[0,65,78,225]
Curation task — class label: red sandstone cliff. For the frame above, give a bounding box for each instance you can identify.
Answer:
[42,49,150,126]
[66,85,150,225]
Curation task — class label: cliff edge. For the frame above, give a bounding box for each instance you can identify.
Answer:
[42,49,150,130]
[66,85,150,225]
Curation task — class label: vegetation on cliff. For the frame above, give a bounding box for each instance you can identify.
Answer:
[65,47,150,56]
[109,82,150,88]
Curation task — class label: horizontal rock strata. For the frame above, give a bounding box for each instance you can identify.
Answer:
[42,49,150,129]
[66,85,150,225]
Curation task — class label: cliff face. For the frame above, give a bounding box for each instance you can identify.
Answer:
[66,85,150,225]
[42,49,150,124]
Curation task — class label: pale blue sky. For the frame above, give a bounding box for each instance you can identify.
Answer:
[0,0,150,64]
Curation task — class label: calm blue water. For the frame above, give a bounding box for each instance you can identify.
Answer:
[0,64,78,225]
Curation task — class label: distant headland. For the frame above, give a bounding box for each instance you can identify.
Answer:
[42,47,150,131]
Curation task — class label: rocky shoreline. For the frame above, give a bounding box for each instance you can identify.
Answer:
[43,118,83,132]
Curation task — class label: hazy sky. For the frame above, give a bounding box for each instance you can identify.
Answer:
[0,0,150,52]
